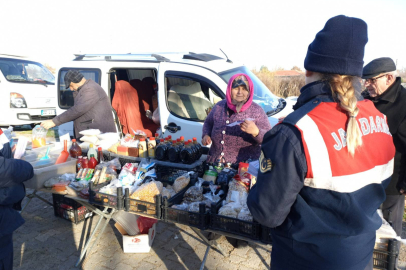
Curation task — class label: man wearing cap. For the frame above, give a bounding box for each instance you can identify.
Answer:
[41,70,116,138]
[362,57,406,236]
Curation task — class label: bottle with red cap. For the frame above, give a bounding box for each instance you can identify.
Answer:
[139,138,148,158]
[76,156,83,173]
[69,139,82,158]
[193,137,202,159]
[156,138,169,160]
[155,133,160,141]
[168,139,181,162]
[180,141,195,164]
[81,157,89,169]
[88,154,98,169]
[97,147,104,164]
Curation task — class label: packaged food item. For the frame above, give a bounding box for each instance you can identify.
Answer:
[91,169,101,183]
[130,180,163,203]
[108,141,120,154]
[225,179,248,207]
[87,144,98,159]
[188,202,202,213]
[32,125,47,148]
[183,179,204,203]
[139,138,147,158]
[97,147,104,163]
[52,182,70,193]
[203,167,218,183]
[218,203,239,218]
[237,207,253,222]
[171,203,189,210]
[80,135,99,145]
[161,187,172,199]
[148,137,156,158]
[173,174,190,193]
[128,147,139,157]
[44,176,62,188]
[88,155,98,169]
[76,156,83,172]
[117,145,129,156]
[69,139,82,158]
[238,162,249,177]
[165,185,176,198]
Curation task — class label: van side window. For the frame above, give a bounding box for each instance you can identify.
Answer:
[166,76,221,121]
[58,69,101,109]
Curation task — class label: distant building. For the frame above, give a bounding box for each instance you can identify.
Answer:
[272,70,304,78]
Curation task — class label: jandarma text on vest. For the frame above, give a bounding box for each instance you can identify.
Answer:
[332,115,391,151]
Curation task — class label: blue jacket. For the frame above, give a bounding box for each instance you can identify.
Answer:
[0,142,34,259]
[247,81,393,270]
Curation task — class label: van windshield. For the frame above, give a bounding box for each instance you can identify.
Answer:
[0,57,55,84]
[219,66,282,115]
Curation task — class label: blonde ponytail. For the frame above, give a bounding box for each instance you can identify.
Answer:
[323,74,363,156]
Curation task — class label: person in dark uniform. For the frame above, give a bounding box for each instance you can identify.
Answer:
[362,57,406,236]
[247,15,395,270]
[0,130,34,270]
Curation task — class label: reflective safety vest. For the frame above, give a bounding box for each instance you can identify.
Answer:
[295,100,395,193]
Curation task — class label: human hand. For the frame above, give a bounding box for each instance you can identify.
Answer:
[240,120,259,137]
[400,189,406,195]
[41,120,55,129]
[202,135,212,146]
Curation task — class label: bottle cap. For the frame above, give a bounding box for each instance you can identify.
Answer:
[98,147,102,151]
[193,137,197,141]
[188,139,192,143]
[72,139,76,142]
[184,142,189,145]
[177,138,181,142]
[168,135,172,139]
[172,140,176,143]
[180,136,184,140]
[160,139,165,142]
[155,133,159,137]
[150,137,155,140]
[90,144,94,148]
[140,138,145,141]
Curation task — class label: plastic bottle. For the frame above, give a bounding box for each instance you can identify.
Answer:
[139,138,148,158]
[193,137,202,159]
[188,139,197,161]
[82,157,89,169]
[88,154,98,169]
[69,139,82,158]
[180,141,195,164]
[87,144,98,159]
[148,137,156,158]
[76,156,83,173]
[97,147,104,164]
[155,133,160,141]
[155,139,168,160]
[168,140,181,163]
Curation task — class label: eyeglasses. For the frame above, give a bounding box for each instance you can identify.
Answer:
[364,74,387,84]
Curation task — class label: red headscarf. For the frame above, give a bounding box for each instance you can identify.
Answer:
[226,73,254,113]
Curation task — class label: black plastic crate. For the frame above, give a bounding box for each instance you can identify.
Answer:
[155,166,190,183]
[52,194,92,224]
[125,192,162,219]
[108,153,143,168]
[373,239,398,270]
[260,226,272,244]
[162,177,224,230]
[153,156,206,176]
[88,182,125,210]
[162,188,211,230]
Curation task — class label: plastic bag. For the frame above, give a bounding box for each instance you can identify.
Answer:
[226,179,248,207]
[108,141,120,154]
[152,108,160,125]
[165,185,176,197]
[218,203,239,218]
[60,173,76,182]
[171,203,189,210]
[161,187,172,199]
[188,202,202,212]
[79,129,101,136]
[96,157,122,172]
[32,125,47,148]
[80,135,99,145]
[183,178,204,203]
[130,180,163,203]
[97,132,120,141]
[173,174,190,193]
[237,207,253,222]
[137,216,158,234]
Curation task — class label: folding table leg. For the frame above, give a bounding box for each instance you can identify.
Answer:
[199,245,211,270]
[75,207,116,267]
[190,227,228,257]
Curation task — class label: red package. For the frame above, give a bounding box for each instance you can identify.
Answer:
[137,216,158,234]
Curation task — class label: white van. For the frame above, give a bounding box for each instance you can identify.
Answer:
[55,53,296,140]
[0,54,57,127]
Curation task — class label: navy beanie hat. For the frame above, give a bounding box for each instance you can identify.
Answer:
[304,15,368,77]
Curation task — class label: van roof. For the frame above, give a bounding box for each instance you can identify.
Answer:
[68,52,242,74]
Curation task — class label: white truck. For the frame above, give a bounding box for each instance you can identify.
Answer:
[55,53,296,140]
[0,54,57,127]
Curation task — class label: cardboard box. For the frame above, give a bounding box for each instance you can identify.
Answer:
[115,222,156,253]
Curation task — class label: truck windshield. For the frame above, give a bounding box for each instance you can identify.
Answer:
[219,66,282,115]
[0,57,55,84]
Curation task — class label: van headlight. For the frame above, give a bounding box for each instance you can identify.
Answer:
[10,93,28,108]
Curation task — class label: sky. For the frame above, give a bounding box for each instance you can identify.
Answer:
[1,0,405,71]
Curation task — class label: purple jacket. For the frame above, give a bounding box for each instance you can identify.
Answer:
[202,100,271,164]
